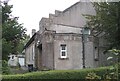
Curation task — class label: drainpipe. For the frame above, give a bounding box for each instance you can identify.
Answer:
[82,34,85,68]
[81,27,90,69]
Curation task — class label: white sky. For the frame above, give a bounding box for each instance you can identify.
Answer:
[7,0,80,36]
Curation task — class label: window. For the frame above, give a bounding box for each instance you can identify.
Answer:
[94,47,99,61]
[12,56,14,59]
[60,44,67,58]
[11,55,14,61]
[32,45,35,60]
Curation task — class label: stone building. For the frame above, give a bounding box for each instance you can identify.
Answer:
[24,1,109,70]
[8,54,25,67]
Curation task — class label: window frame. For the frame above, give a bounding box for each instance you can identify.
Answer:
[60,44,67,58]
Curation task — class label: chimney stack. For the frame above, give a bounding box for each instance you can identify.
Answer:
[32,29,36,36]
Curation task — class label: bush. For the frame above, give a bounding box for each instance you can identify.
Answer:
[86,72,101,79]
[2,66,112,80]
[2,60,11,75]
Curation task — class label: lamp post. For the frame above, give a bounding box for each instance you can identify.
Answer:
[81,27,90,68]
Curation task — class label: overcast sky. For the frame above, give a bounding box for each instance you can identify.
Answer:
[7,0,80,36]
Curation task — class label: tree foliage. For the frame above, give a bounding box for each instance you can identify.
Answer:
[0,19,1,76]
[85,2,120,49]
[2,2,27,60]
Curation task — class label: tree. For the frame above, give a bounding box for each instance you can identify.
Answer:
[0,2,2,61]
[17,34,30,53]
[2,2,27,60]
[85,2,120,49]
[84,2,120,79]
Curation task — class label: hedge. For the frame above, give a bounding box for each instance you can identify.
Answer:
[1,66,114,80]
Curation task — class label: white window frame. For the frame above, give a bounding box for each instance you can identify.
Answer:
[60,44,67,58]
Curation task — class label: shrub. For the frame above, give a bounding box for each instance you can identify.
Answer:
[2,66,111,80]
[86,72,101,79]
[2,60,11,75]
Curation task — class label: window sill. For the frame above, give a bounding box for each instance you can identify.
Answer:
[58,57,69,60]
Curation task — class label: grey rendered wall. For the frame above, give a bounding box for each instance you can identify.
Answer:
[37,1,98,70]
[50,24,82,34]
[85,41,94,68]
[41,32,54,69]
[39,18,50,34]
[45,2,96,33]
[25,42,35,67]
[53,2,96,27]
[54,34,83,70]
